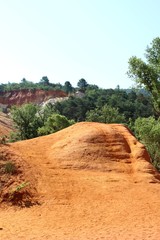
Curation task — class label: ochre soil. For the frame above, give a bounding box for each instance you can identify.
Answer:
[0,122,160,240]
[0,112,14,137]
[0,89,67,106]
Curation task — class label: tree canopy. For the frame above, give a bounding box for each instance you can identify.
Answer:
[10,104,43,140]
[77,78,88,92]
[10,103,74,141]
[86,105,125,123]
[128,37,160,114]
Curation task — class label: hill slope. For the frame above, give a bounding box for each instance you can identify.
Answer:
[0,122,160,239]
[0,112,14,137]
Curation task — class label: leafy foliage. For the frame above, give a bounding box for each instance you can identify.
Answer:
[40,76,50,86]
[54,88,154,122]
[0,77,64,92]
[134,117,160,170]
[38,113,75,136]
[128,37,160,114]
[63,81,73,94]
[54,95,95,121]
[10,103,75,141]
[10,104,43,140]
[86,105,125,123]
[77,78,88,92]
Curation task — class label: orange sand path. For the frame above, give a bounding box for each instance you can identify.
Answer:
[0,122,160,240]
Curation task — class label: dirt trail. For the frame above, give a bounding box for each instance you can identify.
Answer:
[0,122,160,240]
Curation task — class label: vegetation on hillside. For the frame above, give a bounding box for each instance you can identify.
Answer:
[9,81,156,166]
[128,37,160,170]
[0,77,87,94]
[128,37,160,114]
[1,37,160,170]
[10,103,75,141]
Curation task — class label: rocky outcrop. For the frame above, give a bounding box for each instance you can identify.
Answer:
[0,89,67,108]
[0,112,14,137]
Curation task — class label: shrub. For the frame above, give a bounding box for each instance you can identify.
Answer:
[4,161,16,174]
[134,117,160,170]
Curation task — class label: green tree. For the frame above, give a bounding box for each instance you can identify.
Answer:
[40,76,50,86]
[20,78,35,89]
[21,78,27,84]
[134,117,160,170]
[41,103,58,121]
[38,113,75,136]
[10,104,43,140]
[86,104,125,123]
[64,81,73,94]
[77,78,88,92]
[128,37,160,114]
[54,94,96,122]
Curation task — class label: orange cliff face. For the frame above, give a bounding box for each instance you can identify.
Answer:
[0,89,68,108]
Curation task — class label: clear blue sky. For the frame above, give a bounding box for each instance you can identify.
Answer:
[0,0,160,89]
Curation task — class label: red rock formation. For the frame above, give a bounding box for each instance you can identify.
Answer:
[0,89,67,107]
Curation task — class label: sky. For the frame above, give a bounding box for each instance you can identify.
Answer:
[0,0,160,89]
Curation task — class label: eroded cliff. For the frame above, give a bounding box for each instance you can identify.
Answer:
[0,89,67,108]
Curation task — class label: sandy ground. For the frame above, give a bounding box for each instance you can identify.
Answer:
[0,122,160,240]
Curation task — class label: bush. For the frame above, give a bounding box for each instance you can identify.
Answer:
[38,113,75,136]
[86,104,126,123]
[134,117,160,170]
[4,161,16,174]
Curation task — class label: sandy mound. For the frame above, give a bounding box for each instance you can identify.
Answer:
[0,144,38,207]
[0,122,160,239]
[13,122,159,183]
[47,122,159,182]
